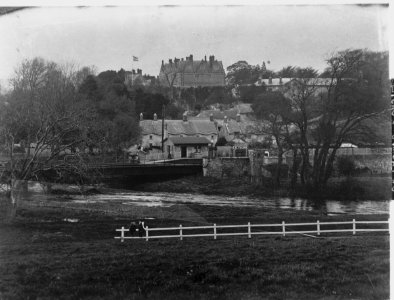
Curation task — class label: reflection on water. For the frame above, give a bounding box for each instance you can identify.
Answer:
[0,181,390,216]
[69,191,389,215]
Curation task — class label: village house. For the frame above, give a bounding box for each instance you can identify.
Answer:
[138,113,218,159]
[196,104,268,147]
[254,77,332,94]
[218,115,267,146]
[196,103,254,123]
[159,55,225,88]
[164,136,211,159]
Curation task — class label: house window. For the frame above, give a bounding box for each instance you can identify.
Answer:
[195,146,201,153]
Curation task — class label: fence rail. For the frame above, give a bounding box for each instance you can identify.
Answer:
[115,219,389,242]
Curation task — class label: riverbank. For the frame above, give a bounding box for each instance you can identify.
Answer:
[130,175,392,200]
[0,198,389,300]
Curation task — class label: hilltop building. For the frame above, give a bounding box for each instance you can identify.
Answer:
[255,77,332,93]
[159,55,226,88]
[124,69,155,88]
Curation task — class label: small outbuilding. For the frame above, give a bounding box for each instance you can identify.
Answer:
[165,137,212,159]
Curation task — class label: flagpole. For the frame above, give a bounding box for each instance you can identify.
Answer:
[131,56,139,87]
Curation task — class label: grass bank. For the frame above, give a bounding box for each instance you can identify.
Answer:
[0,197,389,300]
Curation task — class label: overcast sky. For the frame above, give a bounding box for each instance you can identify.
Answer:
[0,4,390,89]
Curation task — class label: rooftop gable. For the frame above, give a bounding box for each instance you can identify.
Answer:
[140,119,217,136]
[161,58,225,74]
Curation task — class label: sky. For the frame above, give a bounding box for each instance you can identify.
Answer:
[0,3,390,90]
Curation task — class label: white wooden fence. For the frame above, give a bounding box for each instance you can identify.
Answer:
[115,219,389,242]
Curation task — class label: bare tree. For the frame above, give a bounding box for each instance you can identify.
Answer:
[284,76,321,185]
[310,50,389,188]
[252,91,292,187]
[0,58,95,199]
[285,50,389,189]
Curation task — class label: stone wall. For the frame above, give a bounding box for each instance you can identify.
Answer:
[204,157,250,178]
[337,154,391,174]
[203,149,391,181]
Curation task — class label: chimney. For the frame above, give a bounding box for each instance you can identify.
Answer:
[189,54,193,61]
[269,76,272,84]
[209,55,215,67]
[224,116,228,123]
[140,113,143,121]
[169,59,173,64]
[236,113,241,122]
[162,60,164,66]
[138,69,142,75]
[153,113,157,121]
[132,69,136,74]
[205,55,207,61]
[209,113,214,122]
[181,58,184,61]
[183,113,188,122]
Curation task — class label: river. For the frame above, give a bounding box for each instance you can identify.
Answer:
[16,182,390,216]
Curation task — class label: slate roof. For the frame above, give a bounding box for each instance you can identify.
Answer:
[224,120,250,134]
[168,137,211,145]
[255,78,333,87]
[235,103,253,114]
[222,119,266,135]
[161,59,225,74]
[167,120,217,135]
[140,120,163,135]
[140,119,217,136]
[197,104,253,120]
[259,78,292,86]
[197,110,236,120]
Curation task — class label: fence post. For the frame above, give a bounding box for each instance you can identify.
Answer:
[180,225,183,240]
[121,226,125,242]
[352,219,356,235]
[317,220,320,236]
[145,226,149,241]
[248,222,251,238]
[213,223,217,240]
[282,221,286,237]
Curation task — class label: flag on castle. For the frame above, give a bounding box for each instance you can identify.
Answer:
[133,56,139,62]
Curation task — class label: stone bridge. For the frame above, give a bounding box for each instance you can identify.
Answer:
[38,158,203,187]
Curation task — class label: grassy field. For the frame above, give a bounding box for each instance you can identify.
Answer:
[0,196,389,300]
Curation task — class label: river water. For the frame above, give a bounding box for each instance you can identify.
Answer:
[18,182,390,216]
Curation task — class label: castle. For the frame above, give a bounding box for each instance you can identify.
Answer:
[159,55,226,88]
[124,69,155,87]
